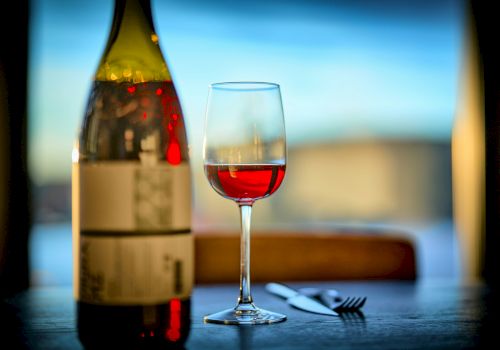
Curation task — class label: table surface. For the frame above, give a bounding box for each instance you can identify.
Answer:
[1,279,497,349]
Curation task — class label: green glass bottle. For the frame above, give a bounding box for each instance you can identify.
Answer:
[72,0,192,348]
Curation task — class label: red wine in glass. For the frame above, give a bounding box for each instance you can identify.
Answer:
[205,164,285,204]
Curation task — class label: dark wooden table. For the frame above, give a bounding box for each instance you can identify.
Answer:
[1,280,497,349]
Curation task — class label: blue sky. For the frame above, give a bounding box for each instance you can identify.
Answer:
[28,0,464,185]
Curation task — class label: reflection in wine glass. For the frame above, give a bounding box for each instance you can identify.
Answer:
[202,82,287,325]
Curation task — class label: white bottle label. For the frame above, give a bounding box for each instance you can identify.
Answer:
[73,161,193,304]
[79,234,193,305]
[79,162,190,231]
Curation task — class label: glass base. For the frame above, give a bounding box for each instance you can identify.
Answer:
[204,304,287,325]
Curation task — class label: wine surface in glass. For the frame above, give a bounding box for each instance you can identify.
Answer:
[205,164,285,203]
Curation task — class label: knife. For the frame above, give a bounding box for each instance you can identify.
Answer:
[265,283,338,316]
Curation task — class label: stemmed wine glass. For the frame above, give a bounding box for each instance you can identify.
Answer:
[202,82,287,325]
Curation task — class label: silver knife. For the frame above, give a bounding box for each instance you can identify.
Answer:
[265,283,338,316]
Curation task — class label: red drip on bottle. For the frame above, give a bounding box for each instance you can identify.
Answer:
[166,138,181,165]
[166,299,181,341]
[160,86,182,165]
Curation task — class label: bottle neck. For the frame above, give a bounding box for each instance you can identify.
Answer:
[95,0,171,83]
[109,0,155,45]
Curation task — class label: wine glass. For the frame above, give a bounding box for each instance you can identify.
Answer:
[202,82,287,325]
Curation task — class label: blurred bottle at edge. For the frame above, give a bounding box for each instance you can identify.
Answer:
[452,0,500,286]
[72,0,193,348]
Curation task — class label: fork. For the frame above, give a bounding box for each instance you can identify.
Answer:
[326,295,367,312]
[298,287,366,312]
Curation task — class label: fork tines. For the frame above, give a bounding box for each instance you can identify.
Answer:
[334,297,367,312]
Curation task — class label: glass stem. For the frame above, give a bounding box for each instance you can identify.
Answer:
[238,204,254,306]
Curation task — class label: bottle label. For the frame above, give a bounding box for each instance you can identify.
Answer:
[78,233,193,305]
[79,162,190,231]
[74,161,193,304]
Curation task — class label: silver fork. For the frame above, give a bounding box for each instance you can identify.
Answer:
[298,287,366,312]
[327,295,367,312]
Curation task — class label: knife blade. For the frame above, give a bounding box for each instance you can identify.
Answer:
[265,283,338,316]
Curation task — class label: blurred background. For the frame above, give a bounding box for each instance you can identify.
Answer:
[25,0,465,286]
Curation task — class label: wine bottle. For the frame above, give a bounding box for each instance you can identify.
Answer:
[72,0,193,348]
